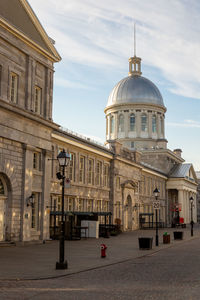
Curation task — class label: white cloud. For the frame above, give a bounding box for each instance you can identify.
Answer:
[55,78,95,90]
[167,119,200,128]
[29,0,200,99]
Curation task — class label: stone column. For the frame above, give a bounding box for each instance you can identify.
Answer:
[136,111,141,138]
[185,190,189,223]
[148,111,152,138]
[107,115,110,140]
[124,112,129,138]
[157,114,161,139]
[40,149,51,240]
[114,113,118,139]
[178,189,184,219]
[21,144,34,241]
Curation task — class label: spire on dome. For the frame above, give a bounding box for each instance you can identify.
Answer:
[128,23,142,76]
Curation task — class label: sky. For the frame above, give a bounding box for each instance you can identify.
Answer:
[28,0,200,170]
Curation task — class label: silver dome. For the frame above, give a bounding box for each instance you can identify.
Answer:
[107,75,164,107]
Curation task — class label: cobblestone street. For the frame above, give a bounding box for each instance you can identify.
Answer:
[1,229,200,299]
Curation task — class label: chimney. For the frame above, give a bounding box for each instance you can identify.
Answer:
[173,149,182,157]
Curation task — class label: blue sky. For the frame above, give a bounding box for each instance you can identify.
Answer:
[28,0,200,170]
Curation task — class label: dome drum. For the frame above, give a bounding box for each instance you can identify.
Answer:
[105,56,167,151]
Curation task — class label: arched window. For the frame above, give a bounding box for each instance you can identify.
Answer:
[110,116,114,134]
[118,114,124,132]
[130,114,135,131]
[141,114,147,132]
[152,115,157,133]
[0,179,4,195]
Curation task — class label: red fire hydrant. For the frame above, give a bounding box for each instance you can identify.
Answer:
[101,244,107,258]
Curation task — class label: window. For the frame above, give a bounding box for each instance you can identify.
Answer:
[88,159,94,184]
[33,152,42,171]
[152,115,157,133]
[10,72,18,103]
[118,114,124,132]
[78,199,84,211]
[88,199,93,212]
[0,179,4,195]
[57,197,61,211]
[96,161,102,186]
[68,197,74,211]
[79,156,85,183]
[141,114,147,132]
[131,141,134,149]
[104,164,109,187]
[97,200,101,212]
[69,153,76,182]
[34,86,42,114]
[130,114,135,131]
[110,116,114,134]
[116,201,120,218]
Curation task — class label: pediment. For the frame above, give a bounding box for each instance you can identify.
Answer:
[121,180,138,189]
[0,0,60,61]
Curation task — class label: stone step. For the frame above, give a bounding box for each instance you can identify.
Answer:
[0,241,16,247]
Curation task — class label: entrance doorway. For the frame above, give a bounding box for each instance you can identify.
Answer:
[0,177,7,241]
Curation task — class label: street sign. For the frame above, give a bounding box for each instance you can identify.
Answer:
[153,200,160,210]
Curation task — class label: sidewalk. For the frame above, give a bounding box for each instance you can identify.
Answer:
[0,226,199,281]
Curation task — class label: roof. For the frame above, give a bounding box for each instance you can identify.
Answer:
[107,75,165,108]
[0,0,61,61]
[169,163,195,180]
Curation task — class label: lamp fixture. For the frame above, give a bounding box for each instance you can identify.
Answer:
[27,193,35,207]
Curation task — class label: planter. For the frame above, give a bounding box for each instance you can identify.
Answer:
[163,234,170,244]
[173,231,183,240]
[138,237,153,250]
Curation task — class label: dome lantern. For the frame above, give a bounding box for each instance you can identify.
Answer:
[128,56,142,76]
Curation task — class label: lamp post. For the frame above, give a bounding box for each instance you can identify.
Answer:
[189,196,194,237]
[56,149,70,270]
[153,187,160,246]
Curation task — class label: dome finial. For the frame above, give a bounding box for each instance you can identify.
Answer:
[129,22,142,77]
[134,22,136,57]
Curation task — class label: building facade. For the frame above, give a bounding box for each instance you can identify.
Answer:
[0,0,197,243]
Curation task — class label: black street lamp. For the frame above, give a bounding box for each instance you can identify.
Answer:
[189,196,194,237]
[56,149,70,270]
[153,187,160,246]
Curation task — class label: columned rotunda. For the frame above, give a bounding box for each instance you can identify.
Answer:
[105,55,167,151]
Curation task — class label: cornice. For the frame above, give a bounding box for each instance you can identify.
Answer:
[0,98,60,130]
[52,132,113,159]
[104,102,167,114]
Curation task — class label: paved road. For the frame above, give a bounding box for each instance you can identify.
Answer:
[1,237,200,300]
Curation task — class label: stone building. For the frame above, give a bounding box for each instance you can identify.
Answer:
[195,171,200,223]
[0,0,60,242]
[0,0,197,243]
[105,53,198,227]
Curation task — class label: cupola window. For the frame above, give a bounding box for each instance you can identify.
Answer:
[141,114,147,132]
[118,114,124,132]
[110,116,114,134]
[130,114,136,131]
[152,115,157,133]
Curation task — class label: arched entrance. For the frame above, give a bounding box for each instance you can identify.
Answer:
[125,195,132,230]
[0,176,8,241]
